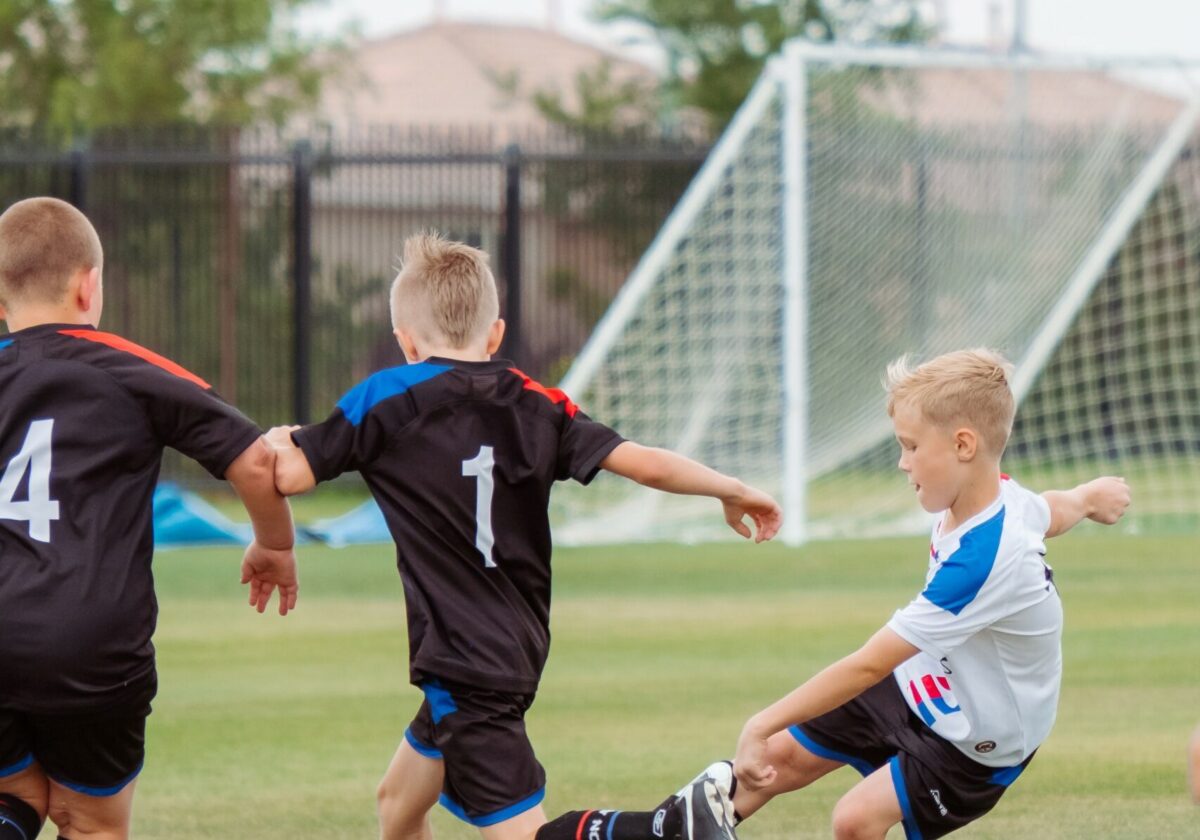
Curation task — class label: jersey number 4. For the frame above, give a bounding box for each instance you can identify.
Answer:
[0,419,61,543]
[462,445,496,567]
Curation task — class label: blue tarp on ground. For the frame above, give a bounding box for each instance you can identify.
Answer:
[153,482,254,547]
[152,483,386,548]
[305,500,390,548]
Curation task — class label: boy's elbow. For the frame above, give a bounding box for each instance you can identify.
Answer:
[227,437,276,489]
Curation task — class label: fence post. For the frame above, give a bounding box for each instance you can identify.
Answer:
[502,143,522,362]
[292,140,313,425]
[68,142,89,211]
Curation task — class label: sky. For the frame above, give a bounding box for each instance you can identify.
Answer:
[297,0,1200,65]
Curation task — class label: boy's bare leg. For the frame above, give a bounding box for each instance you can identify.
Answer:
[0,762,49,831]
[378,740,444,840]
[829,767,903,840]
[479,804,547,840]
[46,778,136,840]
[732,730,844,819]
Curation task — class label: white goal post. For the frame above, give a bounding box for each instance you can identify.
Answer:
[555,41,1200,545]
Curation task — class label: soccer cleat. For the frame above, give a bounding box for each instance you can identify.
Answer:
[672,761,739,840]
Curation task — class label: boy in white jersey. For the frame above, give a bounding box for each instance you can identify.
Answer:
[718,349,1130,839]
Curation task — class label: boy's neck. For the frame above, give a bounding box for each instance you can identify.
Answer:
[944,465,1003,533]
[417,349,492,363]
[4,308,93,333]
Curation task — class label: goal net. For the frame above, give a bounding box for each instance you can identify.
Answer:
[552,43,1200,544]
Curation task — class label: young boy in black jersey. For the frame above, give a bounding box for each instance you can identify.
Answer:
[267,232,782,840]
[0,197,298,840]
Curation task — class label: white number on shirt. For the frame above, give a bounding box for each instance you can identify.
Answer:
[0,419,61,543]
[461,445,496,567]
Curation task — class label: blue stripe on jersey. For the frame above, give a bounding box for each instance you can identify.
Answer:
[921,507,1005,616]
[337,362,452,425]
[0,339,12,352]
[439,788,546,826]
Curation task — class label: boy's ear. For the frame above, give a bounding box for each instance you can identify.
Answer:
[78,267,102,320]
[486,319,505,355]
[954,427,978,461]
[393,327,421,364]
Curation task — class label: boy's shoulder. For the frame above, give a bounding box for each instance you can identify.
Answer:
[336,360,580,427]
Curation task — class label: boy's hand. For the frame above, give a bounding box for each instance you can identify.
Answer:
[265,425,301,450]
[241,540,299,616]
[722,484,783,543]
[734,722,777,792]
[1081,476,1130,525]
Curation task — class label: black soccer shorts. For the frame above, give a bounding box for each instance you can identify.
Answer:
[0,672,156,797]
[405,677,545,826]
[789,677,1035,840]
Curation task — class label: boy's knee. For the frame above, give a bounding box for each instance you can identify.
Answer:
[830,799,883,840]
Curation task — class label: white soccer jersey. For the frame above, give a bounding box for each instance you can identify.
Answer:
[888,476,1062,768]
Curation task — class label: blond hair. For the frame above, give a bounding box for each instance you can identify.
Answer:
[0,197,103,308]
[885,348,1016,456]
[390,232,498,348]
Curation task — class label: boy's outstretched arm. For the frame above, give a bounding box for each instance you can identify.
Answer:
[225,436,299,615]
[1042,476,1130,538]
[265,425,317,496]
[600,441,782,542]
[734,627,918,791]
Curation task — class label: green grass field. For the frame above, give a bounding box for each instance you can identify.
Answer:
[41,528,1199,838]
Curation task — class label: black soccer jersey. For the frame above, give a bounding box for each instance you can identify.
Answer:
[293,357,624,693]
[0,323,261,713]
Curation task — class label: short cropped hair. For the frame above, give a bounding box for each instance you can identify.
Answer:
[885,348,1016,456]
[0,197,103,307]
[390,232,499,348]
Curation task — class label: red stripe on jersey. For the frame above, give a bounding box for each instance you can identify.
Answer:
[60,330,211,389]
[937,676,951,691]
[509,367,578,417]
[922,674,942,700]
[1001,473,1011,480]
[908,680,924,705]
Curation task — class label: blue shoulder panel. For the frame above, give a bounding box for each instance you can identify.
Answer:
[921,507,1006,615]
[337,362,452,426]
[0,339,12,352]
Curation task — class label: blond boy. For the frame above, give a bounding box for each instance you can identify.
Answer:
[679,349,1129,840]
[0,197,297,840]
[267,232,782,840]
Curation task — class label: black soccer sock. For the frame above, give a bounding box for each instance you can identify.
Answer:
[0,793,43,840]
[537,807,683,840]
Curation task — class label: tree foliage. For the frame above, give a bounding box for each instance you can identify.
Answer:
[590,0,932,131]
[0,0,345,130]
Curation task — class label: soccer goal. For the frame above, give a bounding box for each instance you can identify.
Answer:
[552,41,1200,545]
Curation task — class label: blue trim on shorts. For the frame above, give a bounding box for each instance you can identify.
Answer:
[889,756,924,840]
[404,727,443,759]
[788,725,875,777]
[49,762,143,797]
[421,680,459,725]
[988,763,1026,787]
[438,787,546,827]
[0,340,12,352]
[0,753,33,778]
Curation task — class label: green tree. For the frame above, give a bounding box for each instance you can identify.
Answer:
[0,0,346,130]
[592,0,931,131]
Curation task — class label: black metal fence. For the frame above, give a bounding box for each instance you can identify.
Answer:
[0,127,708,447]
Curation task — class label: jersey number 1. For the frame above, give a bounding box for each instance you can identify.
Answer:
[0,419,61,543]
[462,445,496,567]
